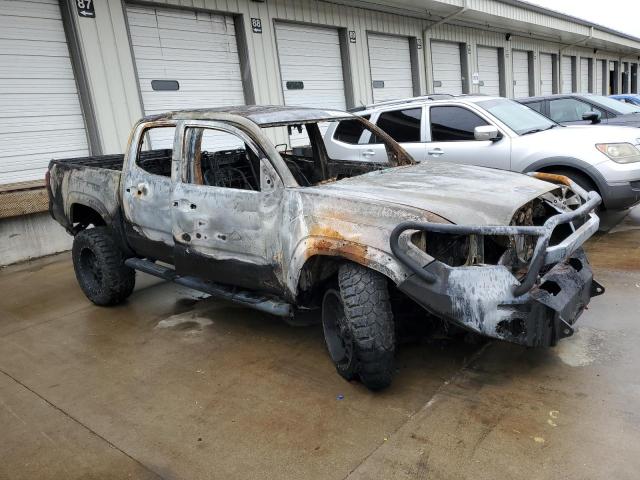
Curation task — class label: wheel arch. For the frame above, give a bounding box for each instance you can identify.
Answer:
[70,203,107,228]
[290,241,405,307]
[523,157,606,193]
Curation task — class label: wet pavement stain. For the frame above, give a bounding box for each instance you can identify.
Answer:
[586,208,640,271]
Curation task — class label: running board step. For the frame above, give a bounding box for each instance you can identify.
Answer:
[125,258,291,317]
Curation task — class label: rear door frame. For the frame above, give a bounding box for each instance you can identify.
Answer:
[121,119,178,263]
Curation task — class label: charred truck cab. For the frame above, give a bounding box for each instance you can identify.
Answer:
[47,106,603,391]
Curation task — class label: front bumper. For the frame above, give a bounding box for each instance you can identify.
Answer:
[600,179,640,210]
[390,174,605,347]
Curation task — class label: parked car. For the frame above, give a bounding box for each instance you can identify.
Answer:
[325,95,640,211]
[610,94,640,107]
[47,105,602,390]
[517,93,640,127]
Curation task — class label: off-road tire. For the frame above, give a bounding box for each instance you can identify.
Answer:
[336,263,395,390]
[72,227,135,306]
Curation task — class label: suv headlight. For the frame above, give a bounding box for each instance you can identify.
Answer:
[596,143,640,163]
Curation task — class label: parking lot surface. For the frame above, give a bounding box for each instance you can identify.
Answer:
[1,208,639,480]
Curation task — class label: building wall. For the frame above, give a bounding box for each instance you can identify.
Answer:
[0,213,72,266]
[67,0,640,155]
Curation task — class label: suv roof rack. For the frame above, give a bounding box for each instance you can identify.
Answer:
[348,94,454,112]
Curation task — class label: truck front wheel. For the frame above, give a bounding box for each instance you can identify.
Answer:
[72,227,135,306]
[321,263,396,391]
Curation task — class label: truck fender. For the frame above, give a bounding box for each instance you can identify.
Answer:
[286,236,408,299]
[66,192,113,227]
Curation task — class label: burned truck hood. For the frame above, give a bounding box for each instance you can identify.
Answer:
[317,161,556,225]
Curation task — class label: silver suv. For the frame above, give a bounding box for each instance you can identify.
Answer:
[324,95,640,211]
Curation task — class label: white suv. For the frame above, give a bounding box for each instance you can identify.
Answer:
[324,95,640,211]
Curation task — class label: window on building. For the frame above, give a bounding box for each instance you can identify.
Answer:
[429,106,488,141]
[374,108,422,143]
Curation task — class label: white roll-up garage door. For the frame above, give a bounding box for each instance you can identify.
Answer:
[540,53,554,95]
[368,33,413,103]
[0,0,89,185]
[477,46,500,96]
[126,5,244,147]
[580,58,590,93]
[596,59,605,95]
[512,50,530,98]
[431,41,463,95]
[561,56,573,93]
[275,23,346,110]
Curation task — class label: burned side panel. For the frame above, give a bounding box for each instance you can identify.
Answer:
[48,161,121,235]
[280,187,449,300]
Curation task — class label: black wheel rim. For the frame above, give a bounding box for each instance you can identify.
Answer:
[322,290,354,369]
[79,247,102,290]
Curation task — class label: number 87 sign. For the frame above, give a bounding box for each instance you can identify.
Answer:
[76,0,96,18]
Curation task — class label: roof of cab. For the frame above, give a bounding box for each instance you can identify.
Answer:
[142,105,353,127]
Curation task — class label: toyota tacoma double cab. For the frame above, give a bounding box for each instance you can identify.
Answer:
[47,106,604,390]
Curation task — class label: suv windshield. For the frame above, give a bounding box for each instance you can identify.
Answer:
[477,98,556,135]
[589,95,640,114]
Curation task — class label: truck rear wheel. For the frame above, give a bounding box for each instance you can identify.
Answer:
[321,263,395,391]
[72,227,135,306]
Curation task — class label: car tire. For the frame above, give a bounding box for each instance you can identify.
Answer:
[72,227,135,306]
[321,263,396,390]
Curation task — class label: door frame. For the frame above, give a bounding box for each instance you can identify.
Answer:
[171,120,285,292]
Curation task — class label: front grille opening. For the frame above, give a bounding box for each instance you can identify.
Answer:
[418,232,470,267]
[496,317,526,338]
[484,235,509,264]
[540,280,561,296]
[569,257,583,272]
[549,223,574,246]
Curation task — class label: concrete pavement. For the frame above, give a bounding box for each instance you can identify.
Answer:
[0,208,638,479]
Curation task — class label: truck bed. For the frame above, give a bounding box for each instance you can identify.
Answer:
[49,149,172,177]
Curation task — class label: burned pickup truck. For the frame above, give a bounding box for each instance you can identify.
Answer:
[47,106,603,390]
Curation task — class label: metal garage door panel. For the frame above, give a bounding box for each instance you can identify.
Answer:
[431,41,463,95]
[561,56,573,93]
[0,0,89,185]
[580,58,590,93]
[368,33,413,103]
[477,46,500,96]
[275,23,346,146]
[275,23,346,111]
[512,50,530,98]
[540,53,554,95]
[127,5,245,148]
[596,60,605,95]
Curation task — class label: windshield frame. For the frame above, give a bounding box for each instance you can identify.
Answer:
[259,116,415,188]
[475,98,558,136]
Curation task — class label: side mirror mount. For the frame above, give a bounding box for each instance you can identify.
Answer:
[474,125,501,141]
[582,111,602,124]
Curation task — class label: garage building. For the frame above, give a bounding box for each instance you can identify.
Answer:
[2,0,640,265]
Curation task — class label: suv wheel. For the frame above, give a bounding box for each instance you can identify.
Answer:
[321,263,396,390]
[546,169,599,210]
[72,227,135,306]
